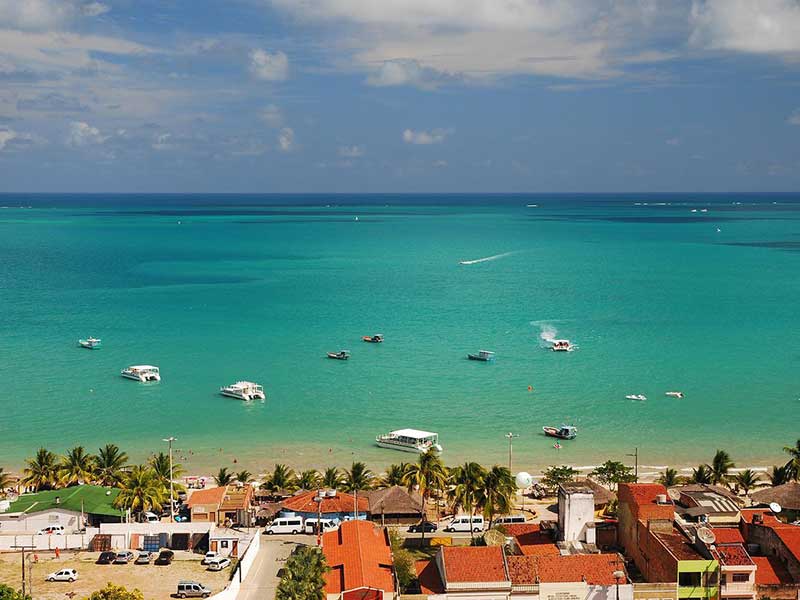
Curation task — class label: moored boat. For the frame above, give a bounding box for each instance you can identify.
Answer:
[376,429,442,454]
[121,365,160,382]
[542,424,577,440]
[362,334,384,343]
[467,350,495,362]
[78,337,102,349]
[625,394,647,401]
[220,381,266,401]
[327,350,350,360]
[551,339,573,352]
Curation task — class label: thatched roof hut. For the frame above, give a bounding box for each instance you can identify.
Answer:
[580,479,616,508]
[364,486,423,524]
[751,482,800,511]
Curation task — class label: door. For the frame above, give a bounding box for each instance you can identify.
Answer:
[231,540,238,557]
[210,541,217,552]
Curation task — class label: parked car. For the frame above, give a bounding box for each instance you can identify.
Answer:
[494,515,527,526]
[135,552,152,565]
[407,520,438,533]
[46,568,78,582]
[303,518,340,535]
[264,516,304,535]
[142,511,160,523]
[201,551,219,565]
[114,551,135,564]
[176,581,211,598]
[96,551,117,565]
[155,550,174,565]
[206,557,231,572]
[38,525,65,535]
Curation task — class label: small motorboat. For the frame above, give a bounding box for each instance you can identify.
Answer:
[550,339,573,352]
[665,391,684,398]
[327,350,350,360]
[626,394,647,401]
[542,425,577,440]
[467,350,495,362]
[362,334,384,343]
[78,337,102,349]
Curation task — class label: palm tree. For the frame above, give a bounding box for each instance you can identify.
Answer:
[768,465,790,487]
[0,467,12,497]
[710,450,735,486]
[342,462,374,492]
[149,452,186,498]
[114,465,168,513]
[95,444,129,486]
[321,467,341,490]
[783,439,800,481]
[732,469,760,496]
[22,448,60,491]
[60,446,97,487]
[234,470,253,485]
[690,464,713,484]
[657,468,680,487]
[378,463,409,488]
[479,465,516,528]
[275,546,329,600]
[264,464,296,493]
[296,470,321,490]
[402,449,448,542]
[214,467,234,486]
[448,461,487,539]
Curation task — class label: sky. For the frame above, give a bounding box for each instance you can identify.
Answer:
[1,0,800,193]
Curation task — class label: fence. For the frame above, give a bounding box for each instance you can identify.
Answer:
[207,531,260,600]
[0,529,100,551]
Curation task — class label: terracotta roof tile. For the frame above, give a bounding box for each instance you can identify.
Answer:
[711,543,753,566]
[773,527,800,562]
[282,490,368,515]
[752,556,793,585]
[322,520,394,594]
[503,524,560,556]
[187,486,227,507]
[219,485,253,511]
[710,527,744,544]
[442,546,508,583]
[507,554,627,586]
[507,555,538,585]
[416,559,444,595]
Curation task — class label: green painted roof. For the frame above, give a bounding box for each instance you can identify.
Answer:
[8,485,123,517]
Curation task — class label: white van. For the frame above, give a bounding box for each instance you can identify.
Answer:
[304,518,340,535]
[444,515,485,533]
[494,515,526,526]
[265,515,304,535]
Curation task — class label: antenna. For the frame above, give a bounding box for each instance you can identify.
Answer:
[667,487,681,501]
[769,502,782,514]
[697,527,716,545]
[483,529,506,546]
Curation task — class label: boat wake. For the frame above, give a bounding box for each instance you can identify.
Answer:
[459,251,514,265]
[532,321,559,345]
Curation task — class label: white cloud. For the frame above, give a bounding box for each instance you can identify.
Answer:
[249,49,289,81]
[432,159,448,168]
[277,127,294,152]
[338,144,363,157]
[665,137,681,146]
[402,128,450,145]
[0,0,77,31]
[690,0,800,55]
[259,104,283,127]
[81,2,109,17]
[788,109,800,125]
[367,59,452,89]
[67,120,106,146]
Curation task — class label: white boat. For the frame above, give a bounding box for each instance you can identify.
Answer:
[78,337,101,349]
[626,394,647,401]
[220,381,266,401]
[551,339,573,352]
[376,429,442,454]
[121,365,161,382]
[665,391,684,398]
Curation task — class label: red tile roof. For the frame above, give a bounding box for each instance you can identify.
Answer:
[620,483,668,507]
[322,520,394,594]
[507,554,628,586]
[619,483,674,521]
[503,524,560,556]
[752,556,793,585]
[710,527,744,544]
[442,546,508,583]
[711,543,753,566]
[187,486,227,507]
[415,559,444,595]
[282,490,369,515]
[773,526,800,562]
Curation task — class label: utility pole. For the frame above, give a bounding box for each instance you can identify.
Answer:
[626,447,639,481]
[11,544,34,597]
[162,436,177,522]
[505,432,519,472]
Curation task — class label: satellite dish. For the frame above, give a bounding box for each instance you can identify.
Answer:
[697,527,716,545]
[483,529,506,546]
[770,502,782,514]
[516,472,533,488]
[667,487,682,501]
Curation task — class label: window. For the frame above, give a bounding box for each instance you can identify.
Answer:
[679,572,702,588]
[732,574,749,583]
[221,541,229,549]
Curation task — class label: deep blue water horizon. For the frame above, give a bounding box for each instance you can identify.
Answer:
[1,192,799,478]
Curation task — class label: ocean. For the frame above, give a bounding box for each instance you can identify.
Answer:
[1,193,798,478]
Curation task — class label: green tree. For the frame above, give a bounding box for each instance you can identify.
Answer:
[768,465,790,487]
[22,448,59,491]
[60,446,97,486]
[784,439,800,481]
[114,465,168,513]
[342,461,374,491]
[275,546,329,600]
[690,464,713,484]
[234,470,253,485]
[0,468,12,498]
[148,452,186,498]
[448,462,487,539]
[378,463,409,488]
[0,584,30,600]
[710,450,735,485]
[264,464,296,493]
[656,468,680,487]
[479,465,516,527]
[389,529,416,592]
[214,467,234,486]
[402,449,447,542]
[321,467,341,490]
[591,460,636,492]
[541,465,578,492]
[732,469,761,495]
[85,583,144,600]
[296,470,321,490]
[95,444,129,487]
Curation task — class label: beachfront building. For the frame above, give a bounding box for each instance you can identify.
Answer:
[322,520,396,600]
[0,485,123,531]
[365,486,423,526]
[187,484,255,526]
[558,481,598,546]
[280,489,369,521]
[751,483,800,524]
[743,510,800,584]
[675,486,742,527]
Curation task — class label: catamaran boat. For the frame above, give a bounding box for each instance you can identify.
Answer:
[468,350,495,362]
[220,381,266,401]
[362,334,384,343]
[626,394,647,401]
[665,391,684,398]
[78,337,102,349]
[327,350,350,360]
[551,339,573,352]
[121,365,161,382]
[376,429,443,454]
[542,424,577,440]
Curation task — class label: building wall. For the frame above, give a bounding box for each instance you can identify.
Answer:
[633,582,679,600]
[0,508,85,532]
[638,523,680,583]
[677,559,719,600]
[559,491,596,543]
[719,565,755,600]
[746,525,800,583]
[755,583,800,600]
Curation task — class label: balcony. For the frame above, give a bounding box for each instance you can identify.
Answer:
[721,582,755,597]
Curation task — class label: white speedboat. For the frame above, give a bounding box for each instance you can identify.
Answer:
[376,429,442,454]
[121,365,161,382]
[551,339,573,352]
[78,337,101,349]
[626,394,647,401]
[665,391,684,398]
[220,381,265,401]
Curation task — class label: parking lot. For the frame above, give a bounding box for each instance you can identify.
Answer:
[0,550,231,600]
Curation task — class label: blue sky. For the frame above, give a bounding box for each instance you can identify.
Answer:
[1,0,800,193]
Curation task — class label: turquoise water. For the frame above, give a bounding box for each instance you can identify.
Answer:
[1,194,798,476]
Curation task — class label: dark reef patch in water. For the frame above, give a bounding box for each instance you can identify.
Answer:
[721,241,800,252]
[528,214,758,224]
